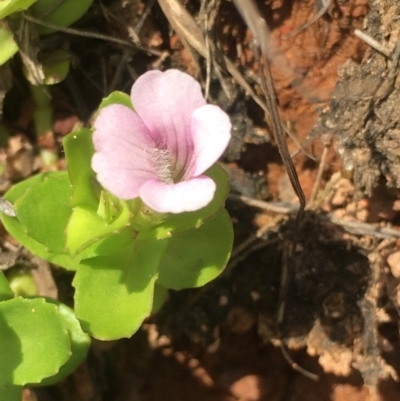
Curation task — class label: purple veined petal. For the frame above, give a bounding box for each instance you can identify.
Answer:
[92,104,157,199]
[93,104,154,152]
[92,153,156,200]
[139,175,216,214]
[186,104,232,178]
[131,70,206,175]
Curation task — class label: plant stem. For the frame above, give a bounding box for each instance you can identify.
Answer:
[30,84,58,165]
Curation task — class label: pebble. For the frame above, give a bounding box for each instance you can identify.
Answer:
[387,251,400,278]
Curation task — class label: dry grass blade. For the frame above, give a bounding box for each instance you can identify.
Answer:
[282,0,332,39]
[157,0,205,56]
[9,17,45,87]
[232,0,306,221]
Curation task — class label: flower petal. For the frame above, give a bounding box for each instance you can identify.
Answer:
[139,176,216,213]
[92,104,157,199]
[187,104,231,177]
[131,70,206,176]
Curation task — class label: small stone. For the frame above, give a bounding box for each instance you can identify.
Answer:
[219,295,229,306]
[387,251,400,278]
[250,291,260,301]
[230,374,261,401]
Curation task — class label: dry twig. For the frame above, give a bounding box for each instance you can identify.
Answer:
[282,0,332,40]
[23,13,163,56]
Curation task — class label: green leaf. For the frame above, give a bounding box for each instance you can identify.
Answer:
[137,164,230,240]
[0,297,71,385]
[33,300,91,386]
[157,209,233,290]
[73,239,168,339]
[0,271,13,301]
[0,21,18,66]
[2,213,80,270]
[14,171,72,254]
[30,0,94,35]
[0,0,37,19]
[4,171,45,200]
[64,128,99,209]
[2,173,80,271]
[0,384,22,401]
[151,283,168,314]
[77,226,134,260]
[66,199,132,257]
[97,91,133,111]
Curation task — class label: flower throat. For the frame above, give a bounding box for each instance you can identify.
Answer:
[153,148,174,184]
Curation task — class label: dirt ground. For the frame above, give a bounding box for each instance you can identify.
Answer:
[2,0,400,400]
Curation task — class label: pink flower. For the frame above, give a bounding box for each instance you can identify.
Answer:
[91,69,231,214]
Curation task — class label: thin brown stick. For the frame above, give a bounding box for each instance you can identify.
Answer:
[228,195,298,215]
[255,49,306,225]
[354,29,392,58]
[282,0,332,40]
[229,194,400,239]
[233,2,306,223]
[23,14,163,56]
[233,0,312,381]
[279,342,319,381]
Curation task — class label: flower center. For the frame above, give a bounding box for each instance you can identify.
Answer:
[153,148,173,184]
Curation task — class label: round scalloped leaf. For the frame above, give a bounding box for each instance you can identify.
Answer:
[0,384,22,401]
[137,164,230,240]
[97,91,133,112]
[2,173,80,270]
[73,239,168,340]
[0,297,71,386]
[2,212,80,270]
[0,21,18,66]
[157,209,233,290]
[30,0,94,35]
[14,171,72,254]
[0,0,36,19]
[64,128,98,209]
[0,271,13,301]
[33,300,91,386]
